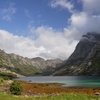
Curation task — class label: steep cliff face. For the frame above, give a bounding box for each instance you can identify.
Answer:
[0,50,62,76]
[80,42,100,75]
[54,33,100,76]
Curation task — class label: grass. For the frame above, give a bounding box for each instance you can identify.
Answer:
[0,72,17,80]
[0,80,100,100]
[19,81,100,95]
[0,92,100,100]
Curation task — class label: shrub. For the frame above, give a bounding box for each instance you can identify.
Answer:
[0,72,17,80]
[10,81,22,95]
[0,77,4,84]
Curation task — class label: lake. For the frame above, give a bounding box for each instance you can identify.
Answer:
[16,76,100,88]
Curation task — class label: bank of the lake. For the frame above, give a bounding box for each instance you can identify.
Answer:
[17,81,100,96]
[0,76,100,100]
[1,79,100,96]
[16,76,100,88]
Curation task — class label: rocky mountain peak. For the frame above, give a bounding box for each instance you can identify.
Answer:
[81,32,100,42]
[0,49,5,53]
[31,57,45,62]
[53,32,100,75]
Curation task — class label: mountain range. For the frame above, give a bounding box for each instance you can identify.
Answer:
[0,32,100,76]
[0,50,62,76]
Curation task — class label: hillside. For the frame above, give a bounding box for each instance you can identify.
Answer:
[0,50,62,76]
[53,33,100,76]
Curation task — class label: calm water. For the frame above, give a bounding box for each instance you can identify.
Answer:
[17,76,100,88]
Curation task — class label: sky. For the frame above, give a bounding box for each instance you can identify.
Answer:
[0,0,100,59]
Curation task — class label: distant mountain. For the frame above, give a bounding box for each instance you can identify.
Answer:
[53,32,100,76]
[0,50,63,76]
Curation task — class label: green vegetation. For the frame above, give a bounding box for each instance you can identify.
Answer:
[0,50,41,76]
[0,72,17,80]
[0,92,99,100]
[0,77,4,84]
[10,81,23,95]
[15,65,41,76]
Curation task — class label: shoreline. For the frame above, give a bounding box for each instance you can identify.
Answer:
[0,79,100,97]
[18,81,100,96]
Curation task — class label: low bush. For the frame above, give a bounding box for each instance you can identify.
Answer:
[10,81,22,95]
[0,77,4,84]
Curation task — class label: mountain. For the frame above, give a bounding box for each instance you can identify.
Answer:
[1,32,100,76]
[53,32,100,76]
[0,50,63,76]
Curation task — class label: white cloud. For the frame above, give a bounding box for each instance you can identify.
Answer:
[71,13,100,33]
[51,0,74,13]
[1,3,16,21]
[33,26,78,59]
[51,0,100,40]
[0,29,48,58]
[50,0,100,40]
[1,0,100,60]
[65,0,100,39]
[48,0,100,59]
[0,28,78,60]
[82,0,100,15]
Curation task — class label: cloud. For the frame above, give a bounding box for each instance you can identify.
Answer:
[50,0,100,40]
[63,13,100,40]
[0,29,48,58]
[32,26,78,59]
[1,0,100,60]
[82,0,100,15]
[51,0,74,13]
[65,0,100,39]
[1,3,16,22]
[0,27,78,59]
[50,0,100,39]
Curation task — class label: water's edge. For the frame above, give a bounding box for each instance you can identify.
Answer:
[16,76,100,88]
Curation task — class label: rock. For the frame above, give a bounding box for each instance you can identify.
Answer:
[54,32,100,75]
[95,92,100,96]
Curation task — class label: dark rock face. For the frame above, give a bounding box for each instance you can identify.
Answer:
[31,57,45,62]
[82,42,100,75]
[66,40,95,66]
[54,33,100,76]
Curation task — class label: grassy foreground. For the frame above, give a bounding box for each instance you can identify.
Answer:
[0,92,100,100]
[0,80,100,100]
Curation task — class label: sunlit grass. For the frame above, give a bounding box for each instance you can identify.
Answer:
[0,92,100,100]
